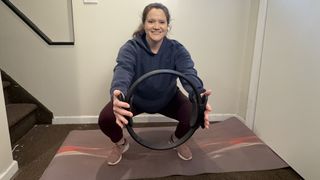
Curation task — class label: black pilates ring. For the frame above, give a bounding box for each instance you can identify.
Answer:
[119,69,208,150]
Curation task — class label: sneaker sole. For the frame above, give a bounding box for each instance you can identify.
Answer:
[177,151,192,161]
[169,139,192,161]
[108,155,122,166]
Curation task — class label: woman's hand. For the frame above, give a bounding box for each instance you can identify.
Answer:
[113,90,133,128]
[201,89,213,129]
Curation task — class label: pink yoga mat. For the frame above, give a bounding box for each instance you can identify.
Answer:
[40,117,288,180]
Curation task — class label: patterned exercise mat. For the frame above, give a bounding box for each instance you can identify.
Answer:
[40,117,288,180]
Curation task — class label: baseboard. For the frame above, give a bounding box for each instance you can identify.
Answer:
[0,160,18,180]
[233,114,246,124]
[53,114,243,124]
[53,116,98,124]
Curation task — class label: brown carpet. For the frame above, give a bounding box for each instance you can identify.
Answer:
[40,117,289,180]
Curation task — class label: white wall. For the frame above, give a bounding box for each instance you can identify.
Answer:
[0,0,258,121]
[0,74,18,180]
[238,0,260,118]
[254,0,320,179]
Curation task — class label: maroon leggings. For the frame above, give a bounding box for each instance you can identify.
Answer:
[98,90,192,143]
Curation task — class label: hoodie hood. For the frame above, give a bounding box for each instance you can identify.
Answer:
[133,33,168,56]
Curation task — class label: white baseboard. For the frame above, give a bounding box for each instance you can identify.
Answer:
[0,160,18,180]
[233,114,246,124]
[53,116,98,124]
[53,114,243,124]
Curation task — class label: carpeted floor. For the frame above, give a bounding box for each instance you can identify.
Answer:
[11,122,303,180]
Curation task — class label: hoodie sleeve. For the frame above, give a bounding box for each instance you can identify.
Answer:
[110,41,136,97]
[175,44,205,99]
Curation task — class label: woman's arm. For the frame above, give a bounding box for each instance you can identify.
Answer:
[110,41,137,127]
[110,41,137,97]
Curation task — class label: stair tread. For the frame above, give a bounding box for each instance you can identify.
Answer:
[3,81,11,89]
[6,103,37,127]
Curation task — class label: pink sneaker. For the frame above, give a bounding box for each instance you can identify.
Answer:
[107,138,129,165]
[170,135,192,161]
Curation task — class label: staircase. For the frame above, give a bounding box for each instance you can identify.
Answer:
[1,69,53,145]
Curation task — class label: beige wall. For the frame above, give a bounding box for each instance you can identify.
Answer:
[0,1,258,119]
[0,74,18,180]
[254,0,320,179]
[9,0,73,41]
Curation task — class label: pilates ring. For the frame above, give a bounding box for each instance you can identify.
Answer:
[119,69,207,150]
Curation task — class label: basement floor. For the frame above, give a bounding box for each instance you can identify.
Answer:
[11,123,303,180]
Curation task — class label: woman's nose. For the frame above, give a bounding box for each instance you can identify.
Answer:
[153,22,160,29]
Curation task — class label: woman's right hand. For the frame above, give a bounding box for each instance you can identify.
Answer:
[113,90,133,128]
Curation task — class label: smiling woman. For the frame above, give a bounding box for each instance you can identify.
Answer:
[143,8,169,53]
[98,2,212,166]
[133,3,170,54]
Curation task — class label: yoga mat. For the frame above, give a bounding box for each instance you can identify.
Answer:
[40,117,288,180]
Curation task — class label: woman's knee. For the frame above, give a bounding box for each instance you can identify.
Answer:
[98,102,115,129]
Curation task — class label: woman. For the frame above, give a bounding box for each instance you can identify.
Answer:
[98,3,212,166]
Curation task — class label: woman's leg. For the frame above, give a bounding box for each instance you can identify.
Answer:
[98,100,142,143]
[98,101,123,143]
[159,90,192,139]
[159,89,193,160]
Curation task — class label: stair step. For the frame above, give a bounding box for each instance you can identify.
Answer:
[6,103,37,128]
[3,81,11,89]
[7,103,38,144]
[1,70,53,124]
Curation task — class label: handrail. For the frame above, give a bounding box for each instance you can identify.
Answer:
[1,0,75,45]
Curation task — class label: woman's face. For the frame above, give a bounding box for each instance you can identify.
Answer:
[144,8,168,45]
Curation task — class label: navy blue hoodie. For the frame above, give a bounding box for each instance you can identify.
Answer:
[110,34,204,113]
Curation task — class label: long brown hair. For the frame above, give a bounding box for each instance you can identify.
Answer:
[132,3,171,38]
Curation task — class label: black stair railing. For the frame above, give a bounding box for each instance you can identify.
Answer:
[1,0,75,45]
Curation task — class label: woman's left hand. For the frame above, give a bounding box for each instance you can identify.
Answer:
[201,89,212,129]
